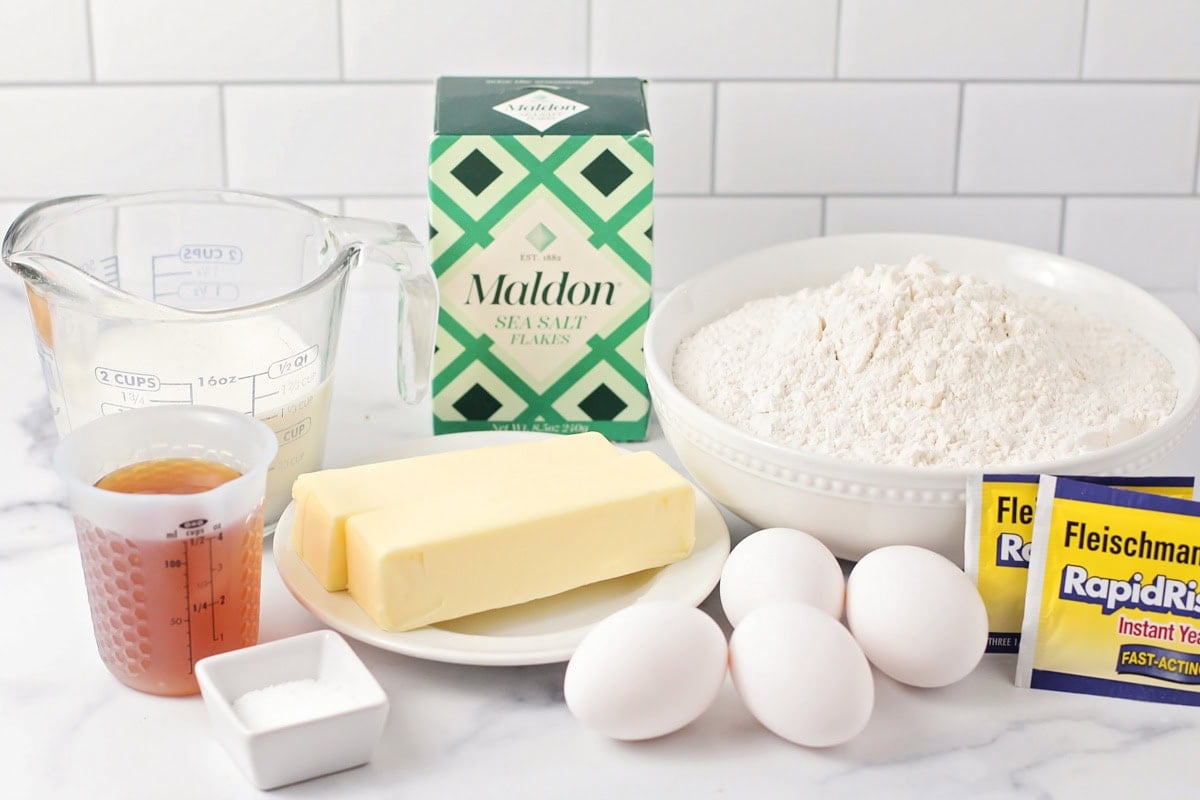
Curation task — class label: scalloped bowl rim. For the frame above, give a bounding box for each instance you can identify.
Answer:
[646,233,1200,491]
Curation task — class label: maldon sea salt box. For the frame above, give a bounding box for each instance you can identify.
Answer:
[429,77,653,441]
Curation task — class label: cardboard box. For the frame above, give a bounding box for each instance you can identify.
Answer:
[429,77,653,440]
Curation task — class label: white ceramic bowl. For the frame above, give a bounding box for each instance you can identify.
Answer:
[645,234,1200,563]
[195,630,389,790]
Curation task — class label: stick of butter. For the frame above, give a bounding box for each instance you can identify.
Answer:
[292,433,618,590]
[344,449,695,631]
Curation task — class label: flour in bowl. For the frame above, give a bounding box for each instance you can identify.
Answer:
[671,257,1177,468]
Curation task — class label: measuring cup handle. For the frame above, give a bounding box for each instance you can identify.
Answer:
[336,218,439,404]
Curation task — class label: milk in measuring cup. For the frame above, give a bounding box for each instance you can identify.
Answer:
[53,316,330,523]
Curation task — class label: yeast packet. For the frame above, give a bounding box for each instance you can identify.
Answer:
[1016,476,1200,705]
[965,474,1194,654]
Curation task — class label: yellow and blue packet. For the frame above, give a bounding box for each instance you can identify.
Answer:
[1016,476,1200,705]
[966,474,1194,654]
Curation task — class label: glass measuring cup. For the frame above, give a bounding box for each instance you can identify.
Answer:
[54,405,278,696]
[4,190,437,526]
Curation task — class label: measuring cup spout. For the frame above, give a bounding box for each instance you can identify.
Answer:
[4,248,67,294]
[5,240,179,329]
[328,217,439,404]
[3,195,145,310]
[6,198,75,290]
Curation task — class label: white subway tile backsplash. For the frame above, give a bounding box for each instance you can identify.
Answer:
[90,0,340,81]
[0,1,90,81]
[653,197,821,288]
[1,0,1199,312]
[224,85,434,196]
[1151,290,1200,334]
[958,84,1200,194]
[825,197,1062,252]
[0,87,222,195]
[1083,0,1200,80]
[1063,198,1200,289]
[645,82,713,194]
[0,201,33,241]
[839,0,1084,79]
[592,0,836,78]
[342,0,587,80]
[715,83,958,194]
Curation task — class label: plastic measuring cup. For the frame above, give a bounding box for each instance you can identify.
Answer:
[4,190,437,527]
[54,405,278,697]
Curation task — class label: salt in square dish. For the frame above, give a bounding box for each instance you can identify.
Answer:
[195,629,389,790]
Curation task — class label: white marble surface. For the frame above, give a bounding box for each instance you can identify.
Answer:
[4,274,1200,800]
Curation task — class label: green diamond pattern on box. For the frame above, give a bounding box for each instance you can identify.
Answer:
[450,149,504,196]
[581,149,634,197]
[429,77,653,440]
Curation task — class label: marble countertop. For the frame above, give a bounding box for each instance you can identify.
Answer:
[4,276,1200,800]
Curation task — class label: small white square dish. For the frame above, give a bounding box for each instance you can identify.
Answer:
[195,630,389,790]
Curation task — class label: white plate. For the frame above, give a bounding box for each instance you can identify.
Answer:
[272,432,731,666]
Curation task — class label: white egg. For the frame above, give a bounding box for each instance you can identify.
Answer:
[564,601,728,741]
[720,527,845,627]
[846,545,987,688]
[729,603,873,748]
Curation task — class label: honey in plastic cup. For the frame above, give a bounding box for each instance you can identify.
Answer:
[54,406,278,696]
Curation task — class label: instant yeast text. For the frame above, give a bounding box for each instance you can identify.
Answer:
[966,475,1194,654]
[1017,477,1200,705]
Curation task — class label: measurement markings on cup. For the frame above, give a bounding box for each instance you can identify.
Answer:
[168,520,229,673]
[99,256,120,288]
[149,382,195,405]
[151,245,244,302]
[150,254,190,302]
[209,537,218,643]
[240,345,320,417]
[181,540,192,674]
[91,343,318,418]
[94,366,194,408]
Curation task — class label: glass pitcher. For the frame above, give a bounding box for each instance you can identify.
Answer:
[3,190,438,526]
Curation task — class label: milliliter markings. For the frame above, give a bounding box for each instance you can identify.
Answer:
[181,540,193,674]
[99,256,120,288]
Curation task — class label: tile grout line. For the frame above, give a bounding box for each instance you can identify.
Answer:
[1,191,1197,202]
[951,82,965,191]
[335,0,346,80]
[83,0,97,82]
[1057,196,1067,253]
[831,0,843,78]
[651,280,1198,295]
[217,85,230,188]
[1193,104,1200,193]
[585,0,593,75]
[1077,0,1090,79]
[2,78,1200,88]
[666,191,1200,199]
[708,82,719,194]
[819,196,828,234]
